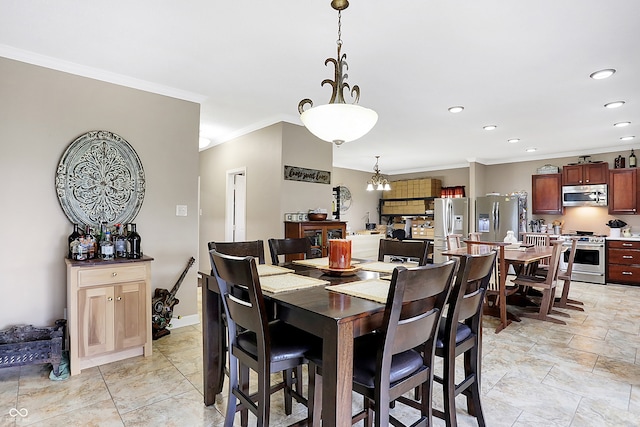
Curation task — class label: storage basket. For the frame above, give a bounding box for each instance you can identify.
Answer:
[536,164,560,174]
[0,319,65,376]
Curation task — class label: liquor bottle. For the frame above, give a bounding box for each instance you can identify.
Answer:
[84,226,97,259]
[67,224,81,259]
[620,155,626,168]
[114,224,127,258]
[100,231,115,260]
[126,223,142,259]
[630,149,637,168]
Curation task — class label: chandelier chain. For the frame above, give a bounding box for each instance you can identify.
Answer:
[337,10,342,46]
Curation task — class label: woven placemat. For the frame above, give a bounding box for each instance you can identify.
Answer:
[357,261,418,274]
[256,264,294,276]
[259,273,329,293]
[327,279,391,304]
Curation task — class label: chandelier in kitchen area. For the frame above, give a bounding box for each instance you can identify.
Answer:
[366,156,391,191]
[298,0,378,146]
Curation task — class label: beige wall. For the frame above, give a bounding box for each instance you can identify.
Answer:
[198,122,333,271]
[0,57,200,329]
[331,167,380,233]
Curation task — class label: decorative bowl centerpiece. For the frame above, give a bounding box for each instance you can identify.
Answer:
[308,208,328,221]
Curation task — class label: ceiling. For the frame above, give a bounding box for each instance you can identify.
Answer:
[1,0,639,174]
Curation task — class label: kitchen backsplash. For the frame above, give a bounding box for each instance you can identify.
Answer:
[533,207,638,236]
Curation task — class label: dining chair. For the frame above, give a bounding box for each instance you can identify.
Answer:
[378,238,431,265]
[267,237,312,265]
[553,238,584,310]
[307,260,457,426]
[209,249,317,427]
[511,240,565,324]
[468,231,482,241]
[208,240,266,264]
[446,234,463,250]
[463,240,515,332]
[522,233,551,269]
[433,251,497,427]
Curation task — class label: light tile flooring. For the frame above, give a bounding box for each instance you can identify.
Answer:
[2,280,640,426]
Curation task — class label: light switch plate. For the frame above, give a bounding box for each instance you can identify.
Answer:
[176,205,188,216]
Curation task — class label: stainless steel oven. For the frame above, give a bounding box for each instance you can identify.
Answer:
[560,238,605,284]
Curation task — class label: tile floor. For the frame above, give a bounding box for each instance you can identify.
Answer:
[1,280,640,426]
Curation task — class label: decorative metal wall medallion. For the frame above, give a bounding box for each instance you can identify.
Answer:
[338,186,352,212]
[55,130,145,227]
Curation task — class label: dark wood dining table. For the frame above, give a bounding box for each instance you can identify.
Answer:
[199,262,391,427]
[442,243,555,333]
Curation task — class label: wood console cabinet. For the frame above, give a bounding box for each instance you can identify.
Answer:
[562,162,608,185]
[66,256,153,375]
[607,240,640,285]
[284,221,346,259]
[532,173,563,214]
[609,168,640,214]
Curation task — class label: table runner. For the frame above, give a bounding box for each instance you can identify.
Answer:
[326,279,391,304]
[256,264,294,276]
[259,273,329,293]
[292,257,361,268]
[357,261,418,274]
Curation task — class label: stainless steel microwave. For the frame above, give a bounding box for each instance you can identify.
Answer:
[562,184,607,207]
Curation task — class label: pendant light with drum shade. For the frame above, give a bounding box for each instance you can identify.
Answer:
[298,0,378,146]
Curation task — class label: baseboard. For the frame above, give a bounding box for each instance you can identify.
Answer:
[167,314,200,329]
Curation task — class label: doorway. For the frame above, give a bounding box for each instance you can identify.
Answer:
[225,168,246,241]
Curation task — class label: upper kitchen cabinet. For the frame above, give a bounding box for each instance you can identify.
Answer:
[532,173,563,214]
[609,168,640,214]
[562,162,608,185]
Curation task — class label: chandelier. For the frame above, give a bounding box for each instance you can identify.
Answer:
[366,156,391,191]
[298,0,378,146]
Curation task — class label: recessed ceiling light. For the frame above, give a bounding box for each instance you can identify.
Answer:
[199,137,211,148]
[525,147,537,153]
[589,68,616,80]
[614,121,631,127]
[507,138,520,143]
[448,106,464,113]
[483,125,497,131]
[620,136,635,141]
[605,101,625,109]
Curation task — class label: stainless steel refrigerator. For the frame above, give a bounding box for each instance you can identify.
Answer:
[475,194,527,242]
[433,198,468,263]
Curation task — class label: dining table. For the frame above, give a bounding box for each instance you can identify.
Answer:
[442,242,555,333]
[199,258,416,427]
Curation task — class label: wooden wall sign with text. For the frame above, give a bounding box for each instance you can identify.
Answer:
[284,165,331,184]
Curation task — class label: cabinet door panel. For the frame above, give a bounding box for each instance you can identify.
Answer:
[562,165,583,185]
[532,174,563,214]
[115,282,147,350]
[585,163,608,184]
[609,169,638,214]
[79,286,115,357]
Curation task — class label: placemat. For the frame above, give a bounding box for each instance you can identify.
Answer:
[327,279,391,304]
[256,264,294,276]
[292,257,361,268]
[357,261,418,274]
[259,273,329,293]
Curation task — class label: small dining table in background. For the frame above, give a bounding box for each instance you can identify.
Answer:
[442,242,555,333]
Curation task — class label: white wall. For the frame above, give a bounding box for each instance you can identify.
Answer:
[0,57,200,329]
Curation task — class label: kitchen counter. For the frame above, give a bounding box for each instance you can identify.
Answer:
[606,236,640,241]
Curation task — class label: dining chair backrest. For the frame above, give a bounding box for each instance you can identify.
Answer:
[208,240,265,265]
[267,238,312,265]
[378,239,430,265]
[468,232,482,242]
[523,233,551,266]
[209,250,268,344]
[559,238,577,281]
[446,234,462,251]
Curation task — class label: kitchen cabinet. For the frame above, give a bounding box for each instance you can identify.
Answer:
[562,162,608,185]
[609,168,640,214]
[284,221,346,259]
[532,173,563,214]
[66,256,153,375]
[607,240,640,285]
